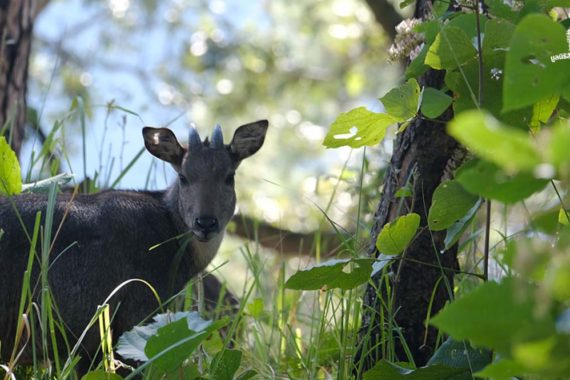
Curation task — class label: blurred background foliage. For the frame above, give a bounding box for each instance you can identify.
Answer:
[27,0,404,238]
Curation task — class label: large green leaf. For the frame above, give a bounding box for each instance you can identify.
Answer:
[428,180,479,231]
[428,337,492,374]
[447,110,542,171]
[376,213,421,255]
[0,136,22,195]
[425,26,477,69]
[421,87,452,118]
[456,160,549,203]
[431,277,555,354]
[380,79,420,121]
[363,361,466,380]
[285,258,374,290]
[503,14,570,111]
[210,349,242,380]
[323,107,397,148]
[145,318,211,373]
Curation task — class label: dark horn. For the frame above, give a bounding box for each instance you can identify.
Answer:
[188,125,202,148]
[211,124,224,148]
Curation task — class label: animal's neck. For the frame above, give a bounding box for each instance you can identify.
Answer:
[162,182,188,232]
[191,232,224,273]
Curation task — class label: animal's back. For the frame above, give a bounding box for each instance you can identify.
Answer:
[0,190,192,363]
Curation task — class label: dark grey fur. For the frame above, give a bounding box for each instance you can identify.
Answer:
[0,120,268,368]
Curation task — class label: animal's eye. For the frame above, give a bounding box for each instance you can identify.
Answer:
[225,173,235,186]
[179,174,188,185]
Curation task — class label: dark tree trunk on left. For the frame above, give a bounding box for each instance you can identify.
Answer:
[0,0,42,157]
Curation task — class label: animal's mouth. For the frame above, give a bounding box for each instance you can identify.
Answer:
[192,229,217,242]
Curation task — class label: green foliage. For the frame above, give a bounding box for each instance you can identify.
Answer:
[425,26,477,70]
[447,110,542,171]
[503,14,570,111]
[210,349,243,380]
[380,79,421,121]
[428,180,479,231]
[323,107,397,148]
[284,258,374,290]
[363,360,466,379]
[324,79,422,148]
[375,213,420,255]
[456,159,549,203]
[420,87,452,118]
[0,136,22,195]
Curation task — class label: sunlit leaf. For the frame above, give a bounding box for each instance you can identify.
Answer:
[0,136,22,195]
[448,110,542,172]
[428,180,479,231]
[425,26,477,69]
[380,78,420,121]
[376,213,421,255]
[323,107,397,148]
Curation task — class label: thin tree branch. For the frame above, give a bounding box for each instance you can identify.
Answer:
[364,0,404,41]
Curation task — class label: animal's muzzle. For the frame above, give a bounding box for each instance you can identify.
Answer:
[193,216,219,240]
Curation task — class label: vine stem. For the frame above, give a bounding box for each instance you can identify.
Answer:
[473,0,490,281]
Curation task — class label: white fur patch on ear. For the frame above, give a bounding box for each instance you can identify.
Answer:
[151,132,160,145]
[142,127,186,167]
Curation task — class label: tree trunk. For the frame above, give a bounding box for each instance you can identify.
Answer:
[356,0,462,373]
[0,0,41,157]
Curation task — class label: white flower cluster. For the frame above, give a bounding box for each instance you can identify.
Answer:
[388,18,424,62]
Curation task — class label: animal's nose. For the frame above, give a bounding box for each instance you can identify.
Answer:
[194,216,219,234]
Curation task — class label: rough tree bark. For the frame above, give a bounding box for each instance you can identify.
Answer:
[356,0,462,372]
[0,0,45,157]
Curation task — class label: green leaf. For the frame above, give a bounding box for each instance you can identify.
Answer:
[444,198,482,249]
[380,79,420,121]
[428,180,479,231]
[399,0,415,8]
[323,107,397,148]
[246,297,264,318]
[530,94,559,129]
[503,14,570,112]
[210,349,242,380]
[425,26,477,69]
[431,277,555,354]
[559,208,570,225]
[447,110,542,172]
[421,87,452,118]
[117,312,225,364]
[363,360,466,380]
[235,369,258,380]
[456,160,549,203]
[475,359,527,380]
[0,136,22,195]
[145,318,209,373]
[376,213,421,255]
[285,258,374,290]
[428,337,492,374]
[482,18,516,59]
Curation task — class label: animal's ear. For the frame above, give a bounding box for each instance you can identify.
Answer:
[229,120,268,164]
[142,127,186,168]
